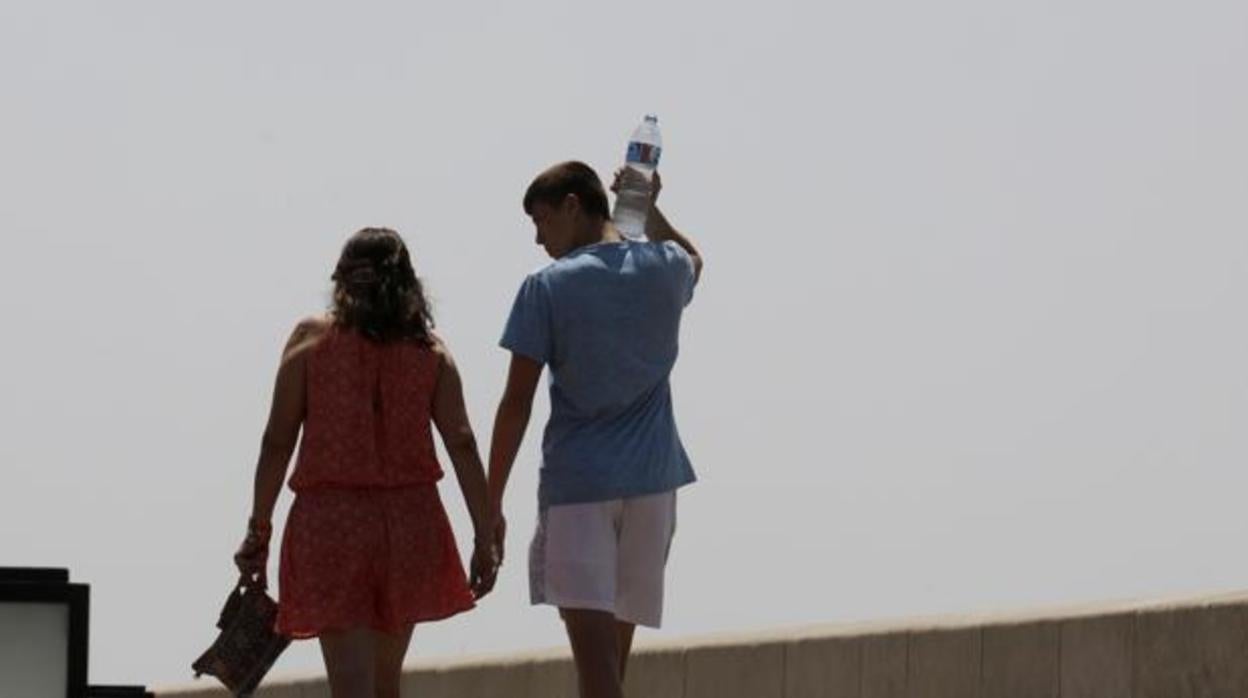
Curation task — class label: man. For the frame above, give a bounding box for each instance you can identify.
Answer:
[486,161,702,698]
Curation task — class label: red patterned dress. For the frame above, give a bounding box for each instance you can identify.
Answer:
[275,325,475,638]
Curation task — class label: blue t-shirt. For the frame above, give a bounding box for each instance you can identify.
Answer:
[501,239,698,508]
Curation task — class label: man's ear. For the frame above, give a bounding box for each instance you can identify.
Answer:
[561,192,581,215]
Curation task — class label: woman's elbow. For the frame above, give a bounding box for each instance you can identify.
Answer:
[260,428,298,457]
[443,426,480,456]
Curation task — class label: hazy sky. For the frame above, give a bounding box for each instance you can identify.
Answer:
[1,0,1245,688]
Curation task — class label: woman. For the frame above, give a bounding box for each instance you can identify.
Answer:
[233,227,497,698]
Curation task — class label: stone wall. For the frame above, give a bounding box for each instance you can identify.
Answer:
[158,590,1248,697]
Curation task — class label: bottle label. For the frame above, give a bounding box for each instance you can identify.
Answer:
[626,141,662,168]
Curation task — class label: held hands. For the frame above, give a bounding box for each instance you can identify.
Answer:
[492,513,507,565]
[469,513,506,600]
[233,518,271,588]
[469,540,499,600]
[235,516,506,599]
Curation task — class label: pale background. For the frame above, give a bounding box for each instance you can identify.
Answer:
[1,0,1245,687]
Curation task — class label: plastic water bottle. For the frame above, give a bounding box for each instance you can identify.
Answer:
[612,114,662,241]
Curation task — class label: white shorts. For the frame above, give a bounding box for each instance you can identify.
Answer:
[529,490,678,628]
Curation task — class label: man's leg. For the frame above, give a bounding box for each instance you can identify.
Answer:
[562,608,624,698]
[319,628,377,698]
[373,624,415,698]
[616,621,636,679]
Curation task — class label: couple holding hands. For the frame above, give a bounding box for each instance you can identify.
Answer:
[232,161,702,698]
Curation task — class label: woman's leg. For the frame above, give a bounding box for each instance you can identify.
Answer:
[374,624,416,698]
[319,628,377,698]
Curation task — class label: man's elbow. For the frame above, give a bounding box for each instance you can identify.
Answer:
[498,392,534,420]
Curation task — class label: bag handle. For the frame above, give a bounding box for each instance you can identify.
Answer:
[237,570,267,593]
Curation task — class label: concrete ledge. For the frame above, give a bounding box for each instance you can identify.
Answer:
[158,589,1248,697]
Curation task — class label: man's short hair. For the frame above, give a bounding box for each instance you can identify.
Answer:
[523,161,611,220]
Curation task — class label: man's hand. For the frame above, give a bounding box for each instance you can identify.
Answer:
[469,541,500,600]
[491,513,508,566]
[611,167,662,205]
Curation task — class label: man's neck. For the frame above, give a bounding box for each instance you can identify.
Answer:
[571,219,622,251]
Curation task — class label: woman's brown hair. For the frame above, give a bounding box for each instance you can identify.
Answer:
[331,227,433,343]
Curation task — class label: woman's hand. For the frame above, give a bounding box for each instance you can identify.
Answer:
[233,519,271,588]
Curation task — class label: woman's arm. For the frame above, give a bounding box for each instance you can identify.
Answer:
[234,317,322,584]
[430,337,498,597]
[431,339,491,539]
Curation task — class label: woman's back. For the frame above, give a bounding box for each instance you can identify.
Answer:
[234,226,491,670]
[289,322,443,490]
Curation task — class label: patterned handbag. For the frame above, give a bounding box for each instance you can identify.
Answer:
[192,576,290,697]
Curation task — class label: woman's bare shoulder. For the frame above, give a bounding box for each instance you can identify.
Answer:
[426,330,451,361]
[286,314,334,356]
[296,313,333,335]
